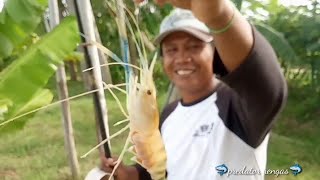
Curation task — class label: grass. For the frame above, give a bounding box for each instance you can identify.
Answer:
[0,80,319,180]
[0,79,168,180]
[265,85,320,180]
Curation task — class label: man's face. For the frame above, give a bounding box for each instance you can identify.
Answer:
[161,31,214,93]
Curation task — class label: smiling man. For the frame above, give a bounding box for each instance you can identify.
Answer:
[100,0,287,179]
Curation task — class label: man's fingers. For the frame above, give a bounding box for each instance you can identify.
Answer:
[100,156,120,174]
[171,0,191,9]
[101,156,113,165]
[155,0,168,6]
[100,165,114,173]
[101,175,113,180]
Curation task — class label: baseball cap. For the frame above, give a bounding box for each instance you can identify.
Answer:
[155,8,228,77]
[154,8,213,45]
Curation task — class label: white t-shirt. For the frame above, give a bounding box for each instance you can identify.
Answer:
[161,90,269,180]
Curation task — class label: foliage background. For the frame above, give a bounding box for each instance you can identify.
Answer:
[0,0,320,179]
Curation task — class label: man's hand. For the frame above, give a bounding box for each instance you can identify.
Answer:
[100,156,128,180]
[133,0,229,26]
[100,156,140,180]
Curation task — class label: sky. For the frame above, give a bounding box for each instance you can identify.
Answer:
[0,0,3,13]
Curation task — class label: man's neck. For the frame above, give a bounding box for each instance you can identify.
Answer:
[180,78,218,105]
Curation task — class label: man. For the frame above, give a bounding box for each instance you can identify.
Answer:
[101,0,287,179]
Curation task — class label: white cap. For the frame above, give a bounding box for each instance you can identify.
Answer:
[154,8,213,45]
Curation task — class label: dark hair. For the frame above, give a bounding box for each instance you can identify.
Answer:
[159,45,163,57]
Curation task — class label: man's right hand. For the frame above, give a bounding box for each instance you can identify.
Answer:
[100,156,128,180]
[100,156,139,180]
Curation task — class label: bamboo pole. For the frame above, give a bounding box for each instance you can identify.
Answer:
[48,0,80,179]
[74,0,111,158]
[93,17,113,84]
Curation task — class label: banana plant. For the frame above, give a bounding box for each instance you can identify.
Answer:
[0,0,48,61]
[254,22,298,63]
[243,0,298,63]
[0,0,80,134]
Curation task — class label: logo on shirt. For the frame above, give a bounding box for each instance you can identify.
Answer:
[193,122,214,137]
[216,164,228,176]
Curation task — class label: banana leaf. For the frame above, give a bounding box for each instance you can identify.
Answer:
[255,22,298,63]
[0,0,47,60]
[0,16,80,134]
[231,0,243,10]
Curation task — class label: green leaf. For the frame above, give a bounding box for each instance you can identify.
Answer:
[254,22,298,63]
[231,0,243,10]
[0,0,47,60]
[13,89,53,118]
[6,0,33,23]
[64,51,84,63]
[0,16,80,133]
[0,9,5,24]
[0,33,14,58]
[29,0,48,9]
[307,40,320,52]
[0,98,12,121]
[0,89,53,134]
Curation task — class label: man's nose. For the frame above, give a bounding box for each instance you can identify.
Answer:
[175,48,191,63]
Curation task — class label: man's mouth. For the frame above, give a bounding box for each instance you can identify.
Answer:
[175,70,195,76]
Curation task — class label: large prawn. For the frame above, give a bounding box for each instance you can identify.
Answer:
[82,1,167,180]
[82,41,167,180]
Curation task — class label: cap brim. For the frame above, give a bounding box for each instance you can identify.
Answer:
[154,27,213,45]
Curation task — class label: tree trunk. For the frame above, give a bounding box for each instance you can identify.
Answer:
[48,1,80,179]
[69,61,78,81]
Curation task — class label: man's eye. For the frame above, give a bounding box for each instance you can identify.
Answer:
[189,44,201,49]
[166,48,177,53]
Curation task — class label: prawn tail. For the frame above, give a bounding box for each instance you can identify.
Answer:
[141,130,167,180]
